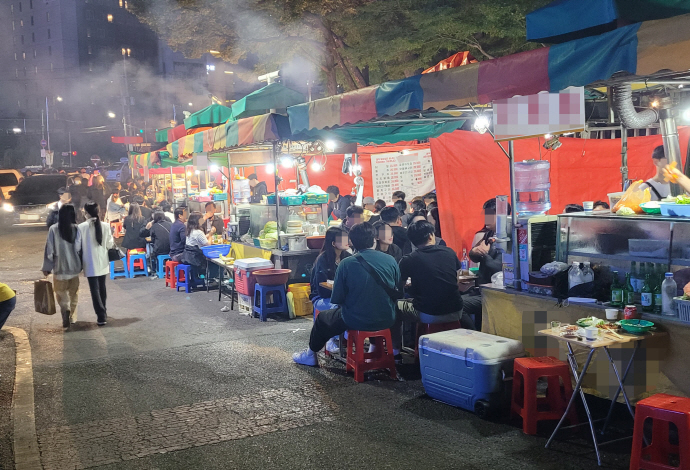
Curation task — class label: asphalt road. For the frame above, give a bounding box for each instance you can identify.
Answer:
[0,226,635,470]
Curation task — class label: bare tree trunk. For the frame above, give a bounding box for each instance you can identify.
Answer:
[330,32,367,88]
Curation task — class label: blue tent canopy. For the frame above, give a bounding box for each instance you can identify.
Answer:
[527,0,620,43]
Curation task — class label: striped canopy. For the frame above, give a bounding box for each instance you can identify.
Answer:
[165,113,289,162]
[288,14,690,133]
[129,150,169,169]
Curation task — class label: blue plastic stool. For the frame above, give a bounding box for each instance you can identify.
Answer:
[128,253,148,278]
[175,264,204,293]
[253,283,287,322]
[156,254,171,278]
[109,259,129,280]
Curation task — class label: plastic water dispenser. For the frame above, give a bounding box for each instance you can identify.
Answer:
[515,160,551,216]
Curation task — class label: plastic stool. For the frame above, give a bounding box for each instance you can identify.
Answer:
[127,249,145,271]
[511,356,577,435]
[345,329,397,383]
[156,254,171,278]
[110,221,123,238]
[175,264,203,293]
[630,393,690,470]
[165,260,180,289]
[253,284,287,321]
[128,254,148,278]
[109,259,129,280]
[415,320,462,360]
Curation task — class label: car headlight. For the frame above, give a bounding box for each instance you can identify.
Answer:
[2,203,13,212]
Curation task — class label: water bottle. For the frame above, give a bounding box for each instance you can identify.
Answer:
[568,262,584,290]
[514,160,551,216]
[662,272,678,316]
[460,248,469,274]
[581,261,594,283]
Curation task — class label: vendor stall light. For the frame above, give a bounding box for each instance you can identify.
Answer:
[280,155,295,168]
[473,115,490,134]
[195,170,200,175]
[325,140,336,152]
[651,99,660,108]
[265,164,274,173]
[186,171,192,176]
[544,133,553,140]
[311,161,322,172]
[353,164,362,173]
[210,164,219,172]
[543,135,562,151]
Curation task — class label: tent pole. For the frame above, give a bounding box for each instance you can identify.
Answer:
[273,142,281,253]
[621,125,628,190]
[509,141,521,291]
[170,167,174,209]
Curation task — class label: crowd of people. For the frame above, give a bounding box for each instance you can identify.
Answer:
[296,188,489,366]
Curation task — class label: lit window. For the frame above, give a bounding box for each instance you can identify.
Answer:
[124,0,127,7]
[87,28,91,37]
[14,52,17,60]
[12,21,15,30]
[20,19,23,27]
[119,0,122,6]
[89,62,93,72]
[22,51,26,59]
[107,14,113,22]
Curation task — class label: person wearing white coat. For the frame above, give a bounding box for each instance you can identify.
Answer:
[76,202,115,325]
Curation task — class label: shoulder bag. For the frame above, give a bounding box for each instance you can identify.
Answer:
[354,254,401,302]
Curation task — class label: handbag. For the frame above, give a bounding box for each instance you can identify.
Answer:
[108,247,125,262]
[34,279,56,315]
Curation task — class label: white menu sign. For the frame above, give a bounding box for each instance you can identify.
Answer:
[371,149,435,203]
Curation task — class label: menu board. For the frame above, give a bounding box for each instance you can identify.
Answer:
[371,149,435,203]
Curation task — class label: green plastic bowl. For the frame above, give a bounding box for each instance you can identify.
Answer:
[619,319,655,334]
[469,267,479,275]
[640,202,662,214]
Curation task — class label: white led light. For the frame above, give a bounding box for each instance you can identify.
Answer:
[473,115,490,134]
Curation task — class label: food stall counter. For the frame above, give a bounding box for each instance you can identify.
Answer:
[481,284,690,402]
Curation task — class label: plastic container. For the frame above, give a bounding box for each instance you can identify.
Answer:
[200,244,231,259]
[662,273,677,316]
[619,319,655,334]
[674,297,690,323]
[514,160,551,216]
[303,193,329,204]
[253,269,291,286]
[289,284,313,317]
[280,195,305,206]
[608,191,625,210]
[213,193,228,201]
[266,194,277,205]
[419,329,525,417]
[234,258,275,296]
[286,235,307,251]
[659,202,690,217]
[307,236,325,250]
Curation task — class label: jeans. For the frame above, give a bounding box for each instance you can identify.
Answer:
[391,299,475,350]
[461,292,483,331]
[87,275,107,322]
[53,276,79,323]
[0,297,16,329]
[309,308,348,352]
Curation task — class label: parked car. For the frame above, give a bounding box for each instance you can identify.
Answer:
[0,169,23,199]
[2,174,68,227]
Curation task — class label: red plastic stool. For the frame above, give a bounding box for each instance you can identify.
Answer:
[630,393,690,470]
[511,356,577,435]
[110,221,123,238]
[164,260,180,289]
[415,320,462,360]
[345,330,397,383]
[127,249,145,271]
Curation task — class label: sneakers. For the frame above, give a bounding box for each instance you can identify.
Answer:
[61,310,70,328]
[97,320,107,326]
[325,338,339,354]
[292,349,318,367]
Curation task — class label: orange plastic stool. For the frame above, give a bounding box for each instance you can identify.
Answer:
[164,260,180,289]
[415,321,462,360]
[630,393,690,470]
[110,221,123,238]
[511,356,577,435]
[345,329,397,383]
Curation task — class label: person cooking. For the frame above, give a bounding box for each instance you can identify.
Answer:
[640,146,671,201]
[248,173,268,203]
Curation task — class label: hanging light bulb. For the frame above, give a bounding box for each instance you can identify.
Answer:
[473,115,490,134]
[311,161,322,172]
[265,164,274,173]
[280,154,295,168]
[325,140,336,152]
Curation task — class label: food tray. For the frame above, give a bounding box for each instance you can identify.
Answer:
[303,193,329,204]
[659,202,690,217]
[279,195,305,206]
[675,297,690,324]
[213,193,228,201]
[201,244,231,258]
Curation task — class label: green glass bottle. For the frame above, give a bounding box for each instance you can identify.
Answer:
[653,277,662,314]
[641,274,654,313]
[624,273,635,305]
[611,271,623,307]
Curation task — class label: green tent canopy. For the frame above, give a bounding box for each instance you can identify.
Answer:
[155,127,172,142]
[231,83,305,121]
[184,103,233,130]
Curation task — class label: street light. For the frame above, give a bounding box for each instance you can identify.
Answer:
[12,127,21,134]
[108,111,116,118]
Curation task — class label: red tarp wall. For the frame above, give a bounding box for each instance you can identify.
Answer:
[431,128,690,255]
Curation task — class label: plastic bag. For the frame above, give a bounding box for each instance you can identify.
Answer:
[612,180,650,214]
[34,279,56,315]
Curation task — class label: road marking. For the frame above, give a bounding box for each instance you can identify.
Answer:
[38,387,334,469]
[5,326,42,470]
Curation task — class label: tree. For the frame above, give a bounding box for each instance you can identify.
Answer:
[336,0,551,83]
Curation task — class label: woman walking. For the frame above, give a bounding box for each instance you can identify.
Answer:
[76,202,114,326]
[42,204,82,328]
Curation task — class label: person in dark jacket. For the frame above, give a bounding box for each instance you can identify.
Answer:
[132,195,152,221]
[310,227,351,304]
[200,202,225,235]
[68,176,87,221]
[139,211,172,278]
[248,173,268,204]
[169,207,187,262]
[373,221,402,263]
[380,206,411,255]
[88,177,108,220]
[326,185,352,220]
[121,203,148,251]
[340,205,364,232]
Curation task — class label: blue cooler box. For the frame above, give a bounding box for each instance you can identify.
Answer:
[419,329,525,417]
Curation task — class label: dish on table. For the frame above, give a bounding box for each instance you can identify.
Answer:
[576,316,605,328]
